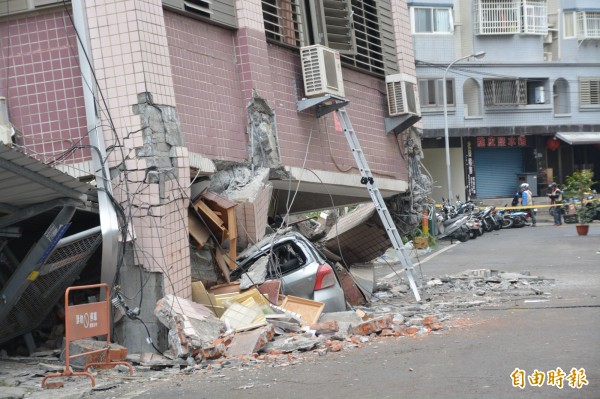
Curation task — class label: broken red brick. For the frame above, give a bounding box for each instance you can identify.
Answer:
[423,316,438,326]
[268,349,285,356]
[201,343,226,359]
[349,315,393,336]
[328,342,343,352]
[429,322,444,331]
[309,320,339,335]
[45,381,64,389]
[403,327,420,336]
[380,328,400,337]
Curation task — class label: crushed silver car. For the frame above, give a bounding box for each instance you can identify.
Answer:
[230,232,347,313]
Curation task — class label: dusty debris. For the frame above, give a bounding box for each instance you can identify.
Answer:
[62,339,128,370]
[154,295,225,358]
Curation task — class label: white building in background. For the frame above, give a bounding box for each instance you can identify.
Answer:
[409,0,600,200]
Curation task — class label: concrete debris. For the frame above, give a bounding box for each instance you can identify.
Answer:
[226,326,274,356]
[154,295,225,358]
[262,335,319,353]
[239,256,268,289]
[373,268,553,317]
[61,339,128,370]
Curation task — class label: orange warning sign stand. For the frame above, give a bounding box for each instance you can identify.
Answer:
[41,283,134,388]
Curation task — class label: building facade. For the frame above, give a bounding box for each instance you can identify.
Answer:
[1,0,422,349]
[408,0,600,200]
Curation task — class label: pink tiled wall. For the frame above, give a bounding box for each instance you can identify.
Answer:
[268,45,408,180]
[164,12,407,180]
[164,11,247,162]
[0,11,90,164]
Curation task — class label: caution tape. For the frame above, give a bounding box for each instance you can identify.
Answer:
[433,197,600,211]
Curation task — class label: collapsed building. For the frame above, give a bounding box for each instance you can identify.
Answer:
[0,0,430,354]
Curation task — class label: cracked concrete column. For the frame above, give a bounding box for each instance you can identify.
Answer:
[86,0,190,352]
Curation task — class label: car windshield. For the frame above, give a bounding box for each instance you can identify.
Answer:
[232,239,309,281]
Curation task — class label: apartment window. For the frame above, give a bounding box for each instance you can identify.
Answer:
[263,0,399,75]
[579,78,600,106]
[563,11,575,38]
[263,0,303,46]
[418,79,454,107]
[411,6,453,34]
[484,79,527,106]
[576,11,600,40]
[522,0,548,34]
[484,78,549,106]
[475,0,548,35]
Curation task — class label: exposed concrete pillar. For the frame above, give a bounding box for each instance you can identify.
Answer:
[86,0,190,352]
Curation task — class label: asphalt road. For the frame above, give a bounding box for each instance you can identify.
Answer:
[77,223,600,399]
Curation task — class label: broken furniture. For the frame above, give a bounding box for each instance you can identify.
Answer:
[41,284,134,388]
[191,191,238,271]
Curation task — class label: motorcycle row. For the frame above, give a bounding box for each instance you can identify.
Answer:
[430,196,533,243]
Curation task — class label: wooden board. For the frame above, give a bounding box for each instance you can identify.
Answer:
[188,212,211,247]
[280,296,325,325]
[208,281,240,295]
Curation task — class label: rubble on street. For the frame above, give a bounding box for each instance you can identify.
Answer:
[0,254,556,399]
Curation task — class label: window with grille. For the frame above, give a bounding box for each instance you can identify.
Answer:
[263,0,304,47]
[261,0,398,75]
[483,79,527,106]
[475,0,548,35]
[579,78,600,106]
[418,78,454,107]
[576,11,600,40]
[411,6,453,34]
[522,0,547,34]
[341,0,398,76]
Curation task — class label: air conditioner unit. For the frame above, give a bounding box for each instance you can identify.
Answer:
[385,74,421,117]
[300,45,345,98]
[543,52,553,61]
[543,33,553,44]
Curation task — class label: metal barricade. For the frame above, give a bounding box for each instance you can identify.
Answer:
[41,283,133,388]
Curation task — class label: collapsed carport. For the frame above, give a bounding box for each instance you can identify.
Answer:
[0,143,101,354]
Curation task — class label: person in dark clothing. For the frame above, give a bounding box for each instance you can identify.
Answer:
[547,182,563,226]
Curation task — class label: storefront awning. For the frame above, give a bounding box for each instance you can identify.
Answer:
[555,132,600,145]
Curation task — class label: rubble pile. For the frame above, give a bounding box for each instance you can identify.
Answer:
[373,268,554,310]
[149,287,452,371]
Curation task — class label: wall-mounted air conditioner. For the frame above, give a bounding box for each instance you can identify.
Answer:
[385,74,421,117]
[543,52,553,61]
[300,45,345,98]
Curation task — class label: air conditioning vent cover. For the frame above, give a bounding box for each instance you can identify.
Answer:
[385,74,420,117]
[301,45,345,98]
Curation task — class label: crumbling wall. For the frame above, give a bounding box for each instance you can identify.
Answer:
[247,91,281,169]
[387,127,432,236]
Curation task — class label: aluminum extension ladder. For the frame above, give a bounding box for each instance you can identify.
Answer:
[335,107,421,301]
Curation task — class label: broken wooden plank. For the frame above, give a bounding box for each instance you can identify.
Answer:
[194,200,228,243]
[188,211,211,247]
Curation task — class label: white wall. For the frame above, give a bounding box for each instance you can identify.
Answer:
[422,146,466,203]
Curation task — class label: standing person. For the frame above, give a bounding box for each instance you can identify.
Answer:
[520,183,536,226]
[547,182,563,226]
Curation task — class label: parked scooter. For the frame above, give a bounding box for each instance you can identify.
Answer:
[498,207,531,228]
[432,199,471,242]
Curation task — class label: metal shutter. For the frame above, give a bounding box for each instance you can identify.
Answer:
[474,147,524,198]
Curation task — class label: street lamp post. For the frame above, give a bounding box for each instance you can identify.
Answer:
[443,51,485,202]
